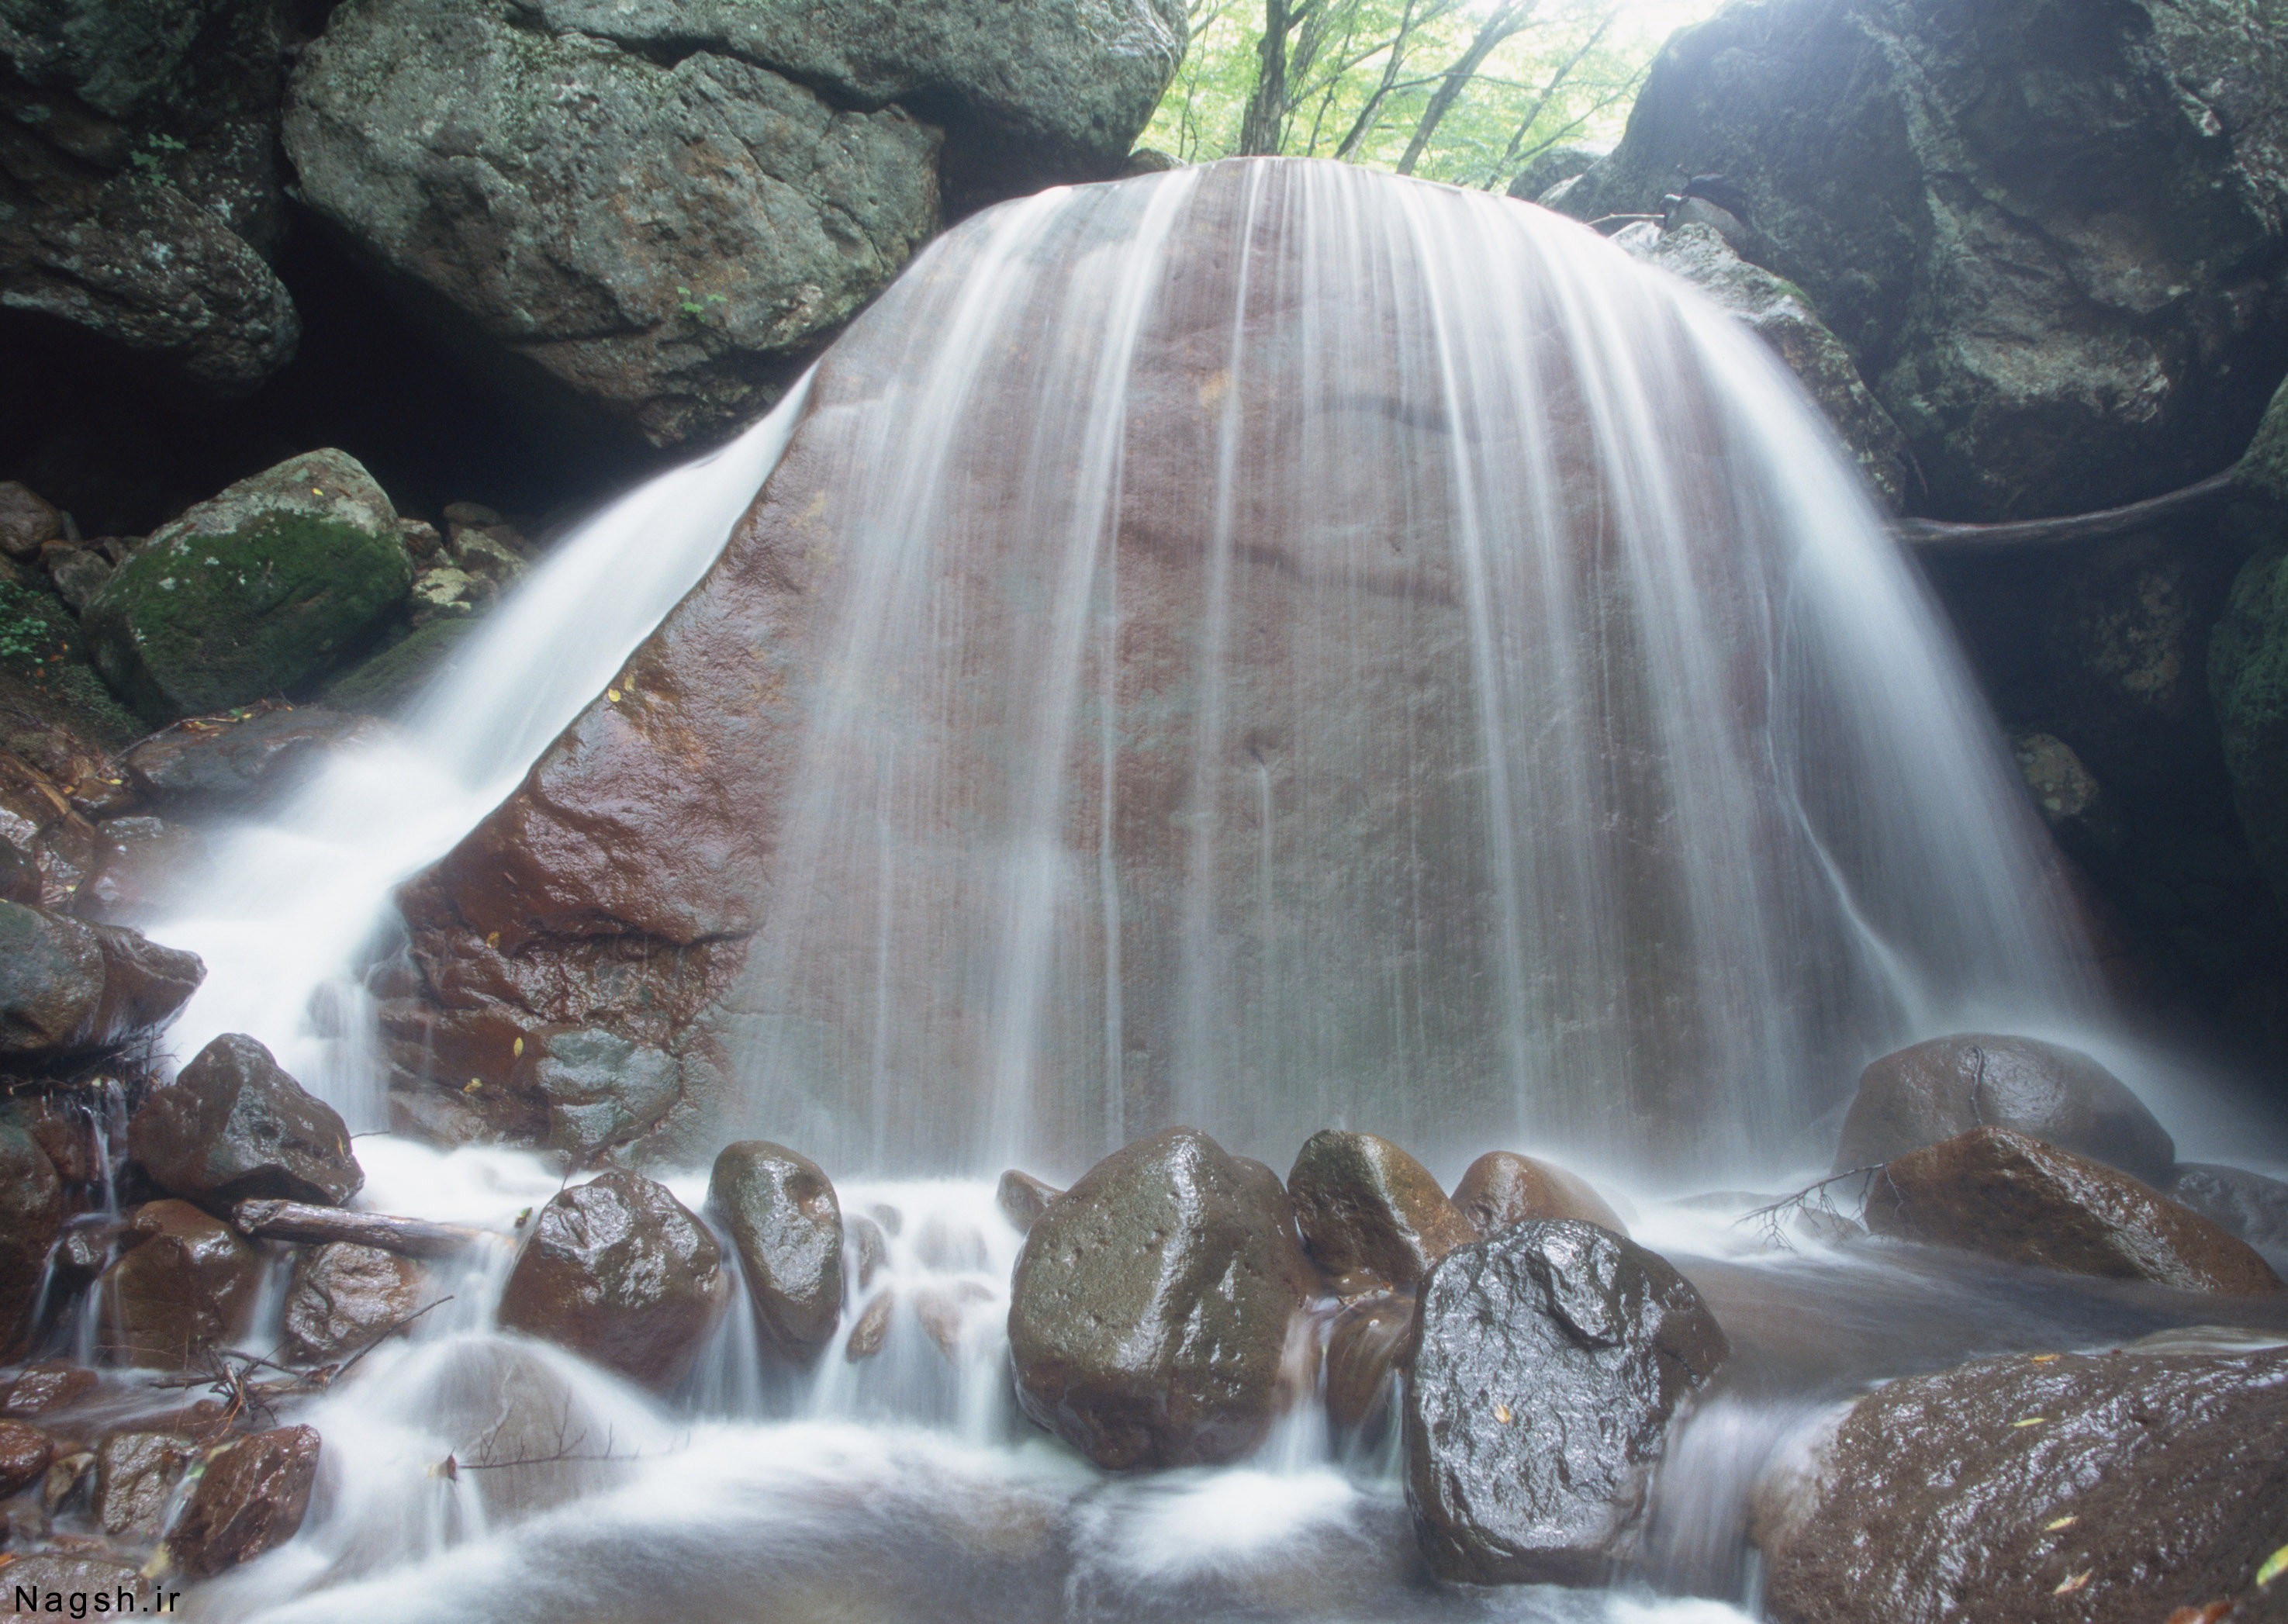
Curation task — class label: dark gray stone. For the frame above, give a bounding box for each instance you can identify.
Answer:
[0,899,202,1059]
[2166,1162,2288,1253]
[1008,1127,1312,1470]
[527,1027,681,1158]
[706,1140,842,1366]
[129,1031,364,1211]
[1405,1219,1728,1585]
[1287,1128,1476,1294]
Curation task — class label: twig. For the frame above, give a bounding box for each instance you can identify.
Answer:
[1736,1165,1884,1250]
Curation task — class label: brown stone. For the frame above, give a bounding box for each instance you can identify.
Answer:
[1323,1291,1412,1435]
[1866,1128,2283,1295]
[2,1361,97,1418]
[0,1418,54,1494]
[704,1142,842,1367]
[74,816,210,925]
[996,1169,1063,1235]
[129,1032,363,1212]
[0,483,64,560]
[1287,1130,1476,1294]
[92,1429,202,1538]
[0,902,203,1062]
[1758,1346,2288,1624]
[845,1290,893,1361]
[497,1170,728,1390]
[167,1425,321,1578]
[123,707,396,812]
[0,1553,154,1615]
[0,1121,63,1357]
[95,1199,264,1368]
[1451,1151,1627,1238]
[282,1242,430,1364]
[0,752,98,910]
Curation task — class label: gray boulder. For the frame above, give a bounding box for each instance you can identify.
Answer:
[1008,1127,1312,1470]
[521,1027,682,1159]
[129,1031,365,1211]
[1553,0,2288,519]
[704,1140,843,1366]
[1405,1220,1728,1586]
[284,0,943,449]
[1616,221,1912,506]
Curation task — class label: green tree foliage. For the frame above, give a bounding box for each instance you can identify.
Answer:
[1146,0,1712,191]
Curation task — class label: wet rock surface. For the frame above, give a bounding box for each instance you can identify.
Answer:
[1287,1129,1477,1294]
[1836,1033,2176,1183]
[996,1169,1063,1235]
[0,900,202,1059]
[95,1197,263,1368]
[1008,1128,1312,1470]
[0,1119,64,1356]
[0,1418,54,1494]
[281,1241,430,1364]
[81,449,411,721]
[92,1429,201,1538]
[2165,1163,2288,1254]
[706,1141,843,1366]
[1758,1345,2288,1624]
[2,1361,96,1418]
[520,1026,682,1159]
[1323,1291,1413,1436]
[0,1552,157,1614]
[1404,1219,1729,1586]
[129,1031,363,1211]
[498,1170,728,1390]
[1866,1127,2283,1295]
[0,751,99,910]
[1551,0,2288,519]
[168,1423,321,1577]
[2211,504,2288,910]
[1451,1151,1627,1238]
[122,706,394,812]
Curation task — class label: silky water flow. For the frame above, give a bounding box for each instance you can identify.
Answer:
[109,159,2283,1622]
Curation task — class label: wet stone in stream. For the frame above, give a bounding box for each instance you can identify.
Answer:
[706,1140,844,1366]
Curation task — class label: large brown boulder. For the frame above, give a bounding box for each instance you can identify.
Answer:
[167,1424,321,1577]
[496,1170,728,1390]
[0,1418,54,1494]
[95,1198,264,1368]
[1757,1345,2288,1624]
[1865,1126,2283,1294]
[281,1241,429,1364]
[1836,1034,2175,1184]
[129,1032,364,1211]
[93,1429,202,1537]
[1287,1130,1476,1294]
[703,1142,843,1366]
[0,1120,64,1356]
[1008,1127,1312,1470]
[0,900,202,1060]
[1451,1151,1627,1238]
[1404,1220,1729,1587]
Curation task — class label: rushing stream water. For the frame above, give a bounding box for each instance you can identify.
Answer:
[58,159,2288,1618]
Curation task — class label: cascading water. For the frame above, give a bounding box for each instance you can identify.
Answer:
[80,157,2276,1624]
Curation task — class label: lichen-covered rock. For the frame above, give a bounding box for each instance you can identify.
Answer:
[1865,1126,2282,1294]
[281,1241,428,1364]
[520,1027,682,1159]
[167,1424,320,1577]
[0,899,202,1059]
[129,1031,364,1211]
[497,1170,728,1390]
[1552,0,2288,520]
[1287,1129,1476,1294]
[1008,1128,1312,1470]
[1757,1345,2288,1624]
[1451,1151,1627,1238]
[95,1198,263,1368]
[285,0,944,449]
[1836,1033,2175,1184]
[1405,1220,1728,1586]
[82,449,410,721]
[705,1141,842,1366]
[0,1121,63,1357]
[1617,222,1912,506]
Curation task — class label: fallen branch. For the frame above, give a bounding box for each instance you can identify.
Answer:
[1737,1165,1883,1251]
[233,1199,485,1259]
[434,1401,645,1482]
[1892,469,2238,552]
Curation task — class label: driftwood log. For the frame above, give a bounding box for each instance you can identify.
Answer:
[233,1198,486,1259]
[1893,469,2238,551]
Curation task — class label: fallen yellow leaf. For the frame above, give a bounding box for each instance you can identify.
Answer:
[463,1077,482,1093]
[2259,1543,2288,1589]
[607,688,623,703]
[2030,1353,2059,1363]
[2013,1417,2047,1428]
[2045,1515,2077,1532]
[1493,1403,1512,1425]
[2052,1570,2091,1595]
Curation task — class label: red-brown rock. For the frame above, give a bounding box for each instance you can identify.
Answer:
[167,1424,321,1577]
[1324,1291,1413,1435]
[1866,1127,2282,1295]
[129,1032,363,1211]
[1287,1130,1476,1294]
[282,1241,430,1363]
[96,1199,264,1368]
[0,1121,63,1358]
[0,1418,53,1494]
[0,752,98,909]
[2,1361,97,1418]
[92,1429,202,1538]
[1451,1151,1627,1238]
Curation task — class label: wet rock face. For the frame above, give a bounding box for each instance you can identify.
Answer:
[96,1197,264,1368]
[1324,1291,1413,1437]
[1866,1127,2282,1295]
[1287,1130,1477,1294]
[0,900,202,1059]
[281,1241,429,1364]
[521,1026,682,1159]
[1451,1151,1627,1238]
[497,1170,729,1391]
[1008,1127,1313,1470]
[1614,222,1911,506]
[0,1120,64,1357]
[2,1361,96,1418]
[93,1429,202,1538]
[704,1141,843,1366]
[1553,0,2288,518]
[285,0,944,450]
[168,1424,321,1578]
[0,1418,54,1495]
[130,1031,365,1211]
[1404,1219,1729,1586]
[996,1170,1063,1235]
[2211,514,2288,910]
[1757,1346,2288,1624]
[2165,1163,2288,1253]
[0,751,100,910]
[0,1553,157,1615]
[1836,1033,2175,1184]
[123,707,395,813]
[84,449,412,722]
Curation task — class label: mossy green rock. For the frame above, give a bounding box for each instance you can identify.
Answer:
[2210,538,2288,907]
[83,450,411,720]
[2238,373,2288,513]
